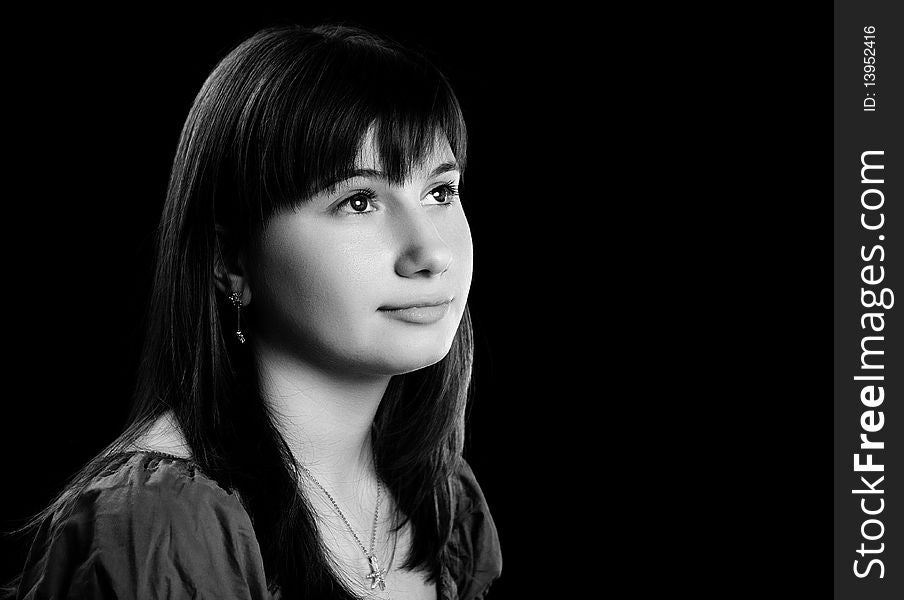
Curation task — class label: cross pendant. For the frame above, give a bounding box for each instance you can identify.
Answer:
[365,554,388,591]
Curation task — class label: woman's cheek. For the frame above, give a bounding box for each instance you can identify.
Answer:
[449,213,474,283]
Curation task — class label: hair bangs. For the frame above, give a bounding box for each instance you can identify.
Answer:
[242,26,468,221]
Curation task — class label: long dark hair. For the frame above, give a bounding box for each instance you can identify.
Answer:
[4,24,473,599]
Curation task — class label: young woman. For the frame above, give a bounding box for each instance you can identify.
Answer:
[4,24,501,600]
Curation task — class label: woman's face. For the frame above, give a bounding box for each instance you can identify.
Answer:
[247,132,473,377]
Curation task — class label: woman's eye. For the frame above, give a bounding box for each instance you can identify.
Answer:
[336,192,377,215]
[423,183,459,206]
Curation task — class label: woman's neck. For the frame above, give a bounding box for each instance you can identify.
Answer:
[253,341,391,497]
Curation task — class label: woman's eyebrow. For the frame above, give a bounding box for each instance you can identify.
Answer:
[425,160,460,178]
[327,161,460,190]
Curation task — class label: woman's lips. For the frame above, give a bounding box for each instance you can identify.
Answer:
[378,299,453,324]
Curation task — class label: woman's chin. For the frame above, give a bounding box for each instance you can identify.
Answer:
[360,338,455,376]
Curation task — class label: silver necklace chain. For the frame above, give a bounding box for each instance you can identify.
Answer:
[296,463,389,592]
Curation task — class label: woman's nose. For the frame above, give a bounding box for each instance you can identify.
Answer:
[394,209,453,278]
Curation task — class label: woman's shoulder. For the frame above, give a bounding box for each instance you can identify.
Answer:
[84,450,245,521]
[83,414,245,532]
[445,458,503,600]
[450,459,491,516]
[15,451,273,599]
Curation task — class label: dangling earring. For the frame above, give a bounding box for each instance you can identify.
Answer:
[229,291,246,344]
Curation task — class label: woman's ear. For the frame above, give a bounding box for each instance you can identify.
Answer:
[214,224,253,305]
